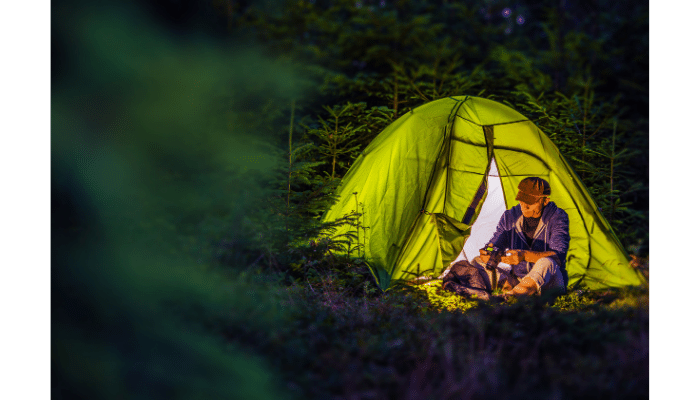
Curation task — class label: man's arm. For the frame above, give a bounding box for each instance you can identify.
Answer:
[547,209,570,266]
[477,213,510,263]
[501,250,558,265]
[502,210,569,265]
[487,213,510,250]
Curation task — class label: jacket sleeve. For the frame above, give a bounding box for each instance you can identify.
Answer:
[488,212,510,250]
[548,209,570,265]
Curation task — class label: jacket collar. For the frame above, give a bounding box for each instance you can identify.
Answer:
[514,201,557,245]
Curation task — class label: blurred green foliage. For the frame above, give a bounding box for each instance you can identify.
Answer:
[52,1,304,397]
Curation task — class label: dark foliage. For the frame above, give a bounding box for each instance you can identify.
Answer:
[53,0,648,398]
[233,0,648,261]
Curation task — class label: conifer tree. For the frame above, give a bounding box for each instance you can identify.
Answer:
[234,0,649,256]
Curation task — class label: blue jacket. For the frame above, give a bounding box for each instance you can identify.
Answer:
[488,201,570,286]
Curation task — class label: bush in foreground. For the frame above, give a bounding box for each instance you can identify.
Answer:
[222,266,648,400]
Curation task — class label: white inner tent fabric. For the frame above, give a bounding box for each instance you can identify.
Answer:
[451,158,509,267]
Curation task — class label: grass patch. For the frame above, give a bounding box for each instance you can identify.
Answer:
[219,267,649,399]
[412,279,481,313]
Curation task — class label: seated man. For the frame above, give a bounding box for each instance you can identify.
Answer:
[443,177,569,299]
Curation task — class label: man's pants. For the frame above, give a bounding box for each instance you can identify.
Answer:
[443,256,565,297]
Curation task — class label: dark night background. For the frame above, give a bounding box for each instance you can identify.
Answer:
[3,0,690,397]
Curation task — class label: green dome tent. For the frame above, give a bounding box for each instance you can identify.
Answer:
[323,96,645,291]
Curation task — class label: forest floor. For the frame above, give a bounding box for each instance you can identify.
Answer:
[231,262,649,400]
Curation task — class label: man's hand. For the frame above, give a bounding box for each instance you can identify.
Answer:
[501,250,525,265]
[479,244,492,263]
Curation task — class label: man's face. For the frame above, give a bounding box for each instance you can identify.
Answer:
[519,198,546,218]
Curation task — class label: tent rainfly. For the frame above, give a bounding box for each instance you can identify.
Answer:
[322,96,646,291]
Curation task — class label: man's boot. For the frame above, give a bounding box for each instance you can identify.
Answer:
[505,276,539,297]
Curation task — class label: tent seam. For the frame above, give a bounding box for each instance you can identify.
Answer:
[455,114,530,127]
